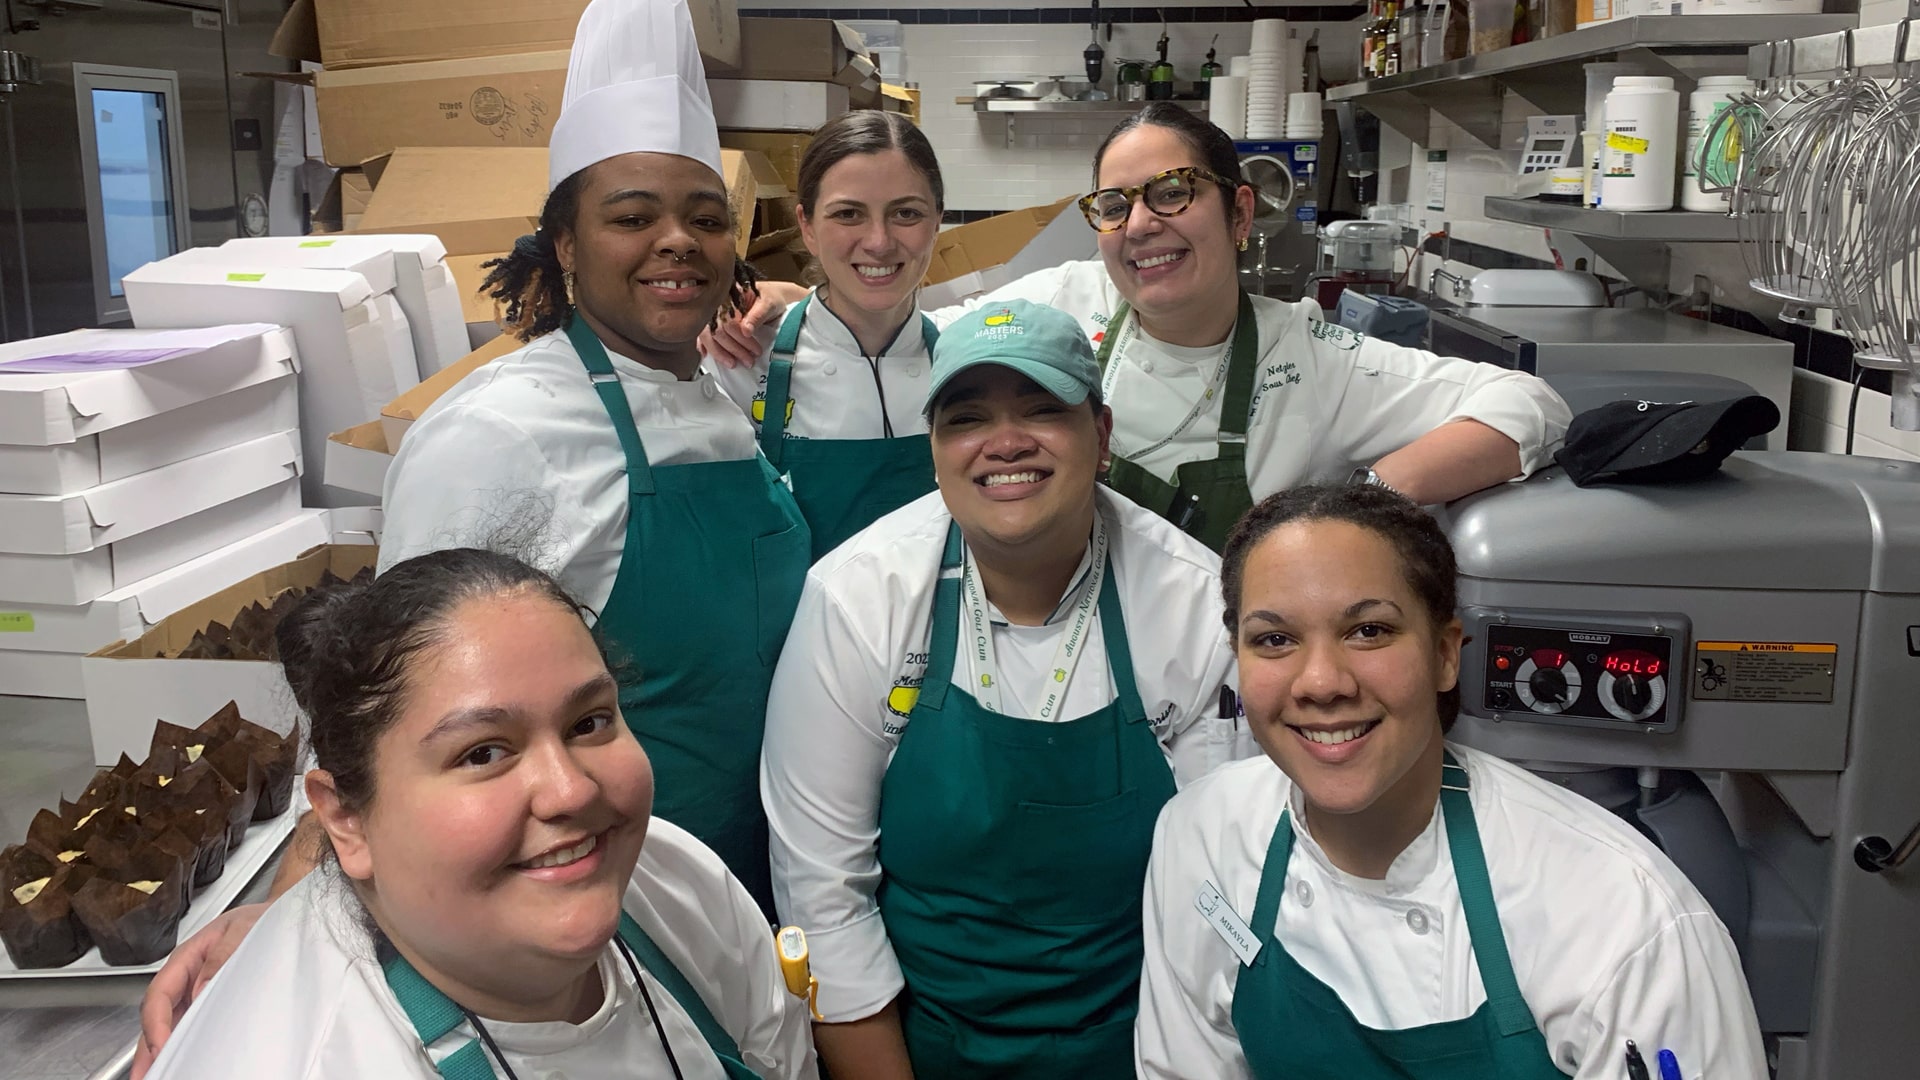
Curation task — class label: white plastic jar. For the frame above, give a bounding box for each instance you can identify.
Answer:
[1682,74,1754,211]
[1600,75,1680,211]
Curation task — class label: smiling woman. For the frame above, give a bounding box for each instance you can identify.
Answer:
[1134,485,1767,1080]
[141,549,818,1079]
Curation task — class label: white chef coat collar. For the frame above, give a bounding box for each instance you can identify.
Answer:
[1284,766,1448,898]
[1130,318,1234,367]
[811,287,930,360]
[548,0,723,189]
[968,535,1097,629]
[466,949,631,1056]
[572,327,716,386]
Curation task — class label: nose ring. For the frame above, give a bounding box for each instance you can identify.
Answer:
[671,252,690,264]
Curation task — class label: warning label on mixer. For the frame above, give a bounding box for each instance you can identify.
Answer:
[1691,641,1837,703]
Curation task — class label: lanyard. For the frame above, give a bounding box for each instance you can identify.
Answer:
[958,514,1110,719]
[1096,306,1238,460]
[452,939,683,1080]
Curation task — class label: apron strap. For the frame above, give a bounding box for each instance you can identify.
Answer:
[1217,292,1260,440]
[616,913,756,1071]
[1247,808,1297,967]
[917,521,966,712]
[759,296,813,468]
[917,313,940,355]
[1094,565,1148,724]
[381,947,500,1080]
[1437,750,1537,1038]
[566,315,656,497]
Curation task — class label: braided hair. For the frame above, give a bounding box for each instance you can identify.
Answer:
[479,166,761,343]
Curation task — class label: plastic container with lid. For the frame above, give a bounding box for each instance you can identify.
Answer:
[841,19,904,49]
[1468,0,1515,54]
[1599,75,1680,211]
[1682,74,1754,211]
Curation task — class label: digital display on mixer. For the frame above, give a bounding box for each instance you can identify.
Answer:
[1603,650,1663,676]
[1532,138,1566,151]
[1532,649,1567,668]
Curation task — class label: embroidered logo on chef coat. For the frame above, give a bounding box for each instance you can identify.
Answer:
[751,395,796,425]
[1309,320,1365,350]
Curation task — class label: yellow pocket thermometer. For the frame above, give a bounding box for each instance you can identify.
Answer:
[776,926,823,1020]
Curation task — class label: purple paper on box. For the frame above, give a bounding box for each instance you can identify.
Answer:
[0,348,199,374]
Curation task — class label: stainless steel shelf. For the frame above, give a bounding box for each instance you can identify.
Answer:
[1328,14,1852,145]
[964,97,1206,115]
[1483,195,1742,241]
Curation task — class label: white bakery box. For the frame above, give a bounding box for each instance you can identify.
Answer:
[121,259,419,508]
[82,541,378,764]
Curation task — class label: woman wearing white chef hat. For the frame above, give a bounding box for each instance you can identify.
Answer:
[1134,484,1765,1080]
[131,0,810,1073]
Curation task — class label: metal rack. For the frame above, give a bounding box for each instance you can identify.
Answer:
[1328,14,1851,145]
[1748,18,1920,81]
[1481,196,1741,241]
[960,97,1206,116]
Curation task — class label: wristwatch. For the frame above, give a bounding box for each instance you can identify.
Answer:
[1348,466,1401,496]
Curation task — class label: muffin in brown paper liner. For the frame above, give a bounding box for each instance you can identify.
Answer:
[196,701,245,744]
[69,851,188,967]
[234,719,301,821]
[141,818,206,898]
[82,841,188,922]
[168,765,238,888]
[0,848,92,970]
[24,809,87,867]
[202,741,262,849]
[226,602,276,660]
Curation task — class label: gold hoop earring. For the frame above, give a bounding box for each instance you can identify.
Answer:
[562,269,576,306]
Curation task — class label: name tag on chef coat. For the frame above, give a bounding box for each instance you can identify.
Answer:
[1196,880,1262,966]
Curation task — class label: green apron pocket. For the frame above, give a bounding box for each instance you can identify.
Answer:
[752,522,809,666]
[1008,789,1147,926]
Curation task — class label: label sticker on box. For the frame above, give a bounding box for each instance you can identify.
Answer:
[1606,132,1650,154]
[0,613,33,632]
[226,272,266,282]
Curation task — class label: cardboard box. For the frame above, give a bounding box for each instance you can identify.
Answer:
[218,235,471,378]
[380,331,523,447]
[324,421,392,499]
[0,649,83,699]
[326,506,384,547]
[122,262,419,507]
[84,543,380,764]
[0,375,297,497]
[0,480,305,608]
[296,0,740,73]
[0,431,302,556]
[313,50,570,167]
[735,19,876,89]
[709,81,850,133]
[923,198,1076,287]
[720,148,792,259]
[718,131,813,193]
[0,510,331,656]
[356,147,548,257]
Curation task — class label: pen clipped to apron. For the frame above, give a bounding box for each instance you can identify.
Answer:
[776,926,824,1020]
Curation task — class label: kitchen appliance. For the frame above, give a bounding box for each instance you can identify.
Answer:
[1426,306,1793,449]
[1199,37,1223,96]
[1236,139,1325,301]
[1447,450,1920,1080]
[1518,114,1580,174]
[1307,219,1399,311]
[1147,24,1175,101]
[1115,59,1146,101]
[1336,290,1428,347]
[1081,0,1110,101]
[1460,268,1607,307]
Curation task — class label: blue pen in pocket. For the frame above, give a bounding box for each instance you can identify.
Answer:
[1656,1049,1682,1080]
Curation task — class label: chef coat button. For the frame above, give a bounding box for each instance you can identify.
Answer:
[824,361,838,376]
[906,364,923,378]
[701,378,717,400]
[1293,879,1313,908]
[1140,359,1155,374]
[1406,907,1429,935]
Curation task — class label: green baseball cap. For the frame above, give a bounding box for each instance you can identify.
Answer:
[924,300,1101,416]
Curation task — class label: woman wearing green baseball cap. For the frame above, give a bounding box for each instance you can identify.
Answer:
[761,298,1245,1079]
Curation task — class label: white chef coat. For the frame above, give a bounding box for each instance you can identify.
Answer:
[939,261,1570,495]
[380,328,760,614]
[1135,746,1767,1080]
[761,487,1249,1024]
[146,820,818,1080]
[709,287,935,439]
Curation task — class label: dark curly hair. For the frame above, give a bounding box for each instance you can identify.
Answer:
[1219,484,1462,732]
[479,166,760,342]
[276,548,601,811]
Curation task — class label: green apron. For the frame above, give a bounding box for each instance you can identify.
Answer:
[761,295,939,561]
[874,520,1176,1079]
[382,911,761,1079]
[1232,752,1566,1079]
[1096,292,1260,553]
[568,317,810,916]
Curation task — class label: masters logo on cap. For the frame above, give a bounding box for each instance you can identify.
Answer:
[925,299,1102,416]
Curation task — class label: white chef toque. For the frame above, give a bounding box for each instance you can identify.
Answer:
[547,0,723,191]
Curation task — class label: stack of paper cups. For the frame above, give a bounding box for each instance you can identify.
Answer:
[1229,54,1251,77]
[1286,35,1308,93]
[1210,75,1249,139]
[1285,91,1323,140]
[1245,18,1290,140]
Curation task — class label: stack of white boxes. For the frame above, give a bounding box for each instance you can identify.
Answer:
[121,236,438,508]
[0,325,325,699]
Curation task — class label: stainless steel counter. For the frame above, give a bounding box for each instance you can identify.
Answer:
[0,696,285,1080]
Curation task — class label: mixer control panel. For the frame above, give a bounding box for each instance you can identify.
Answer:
[1463,609,1688,733]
